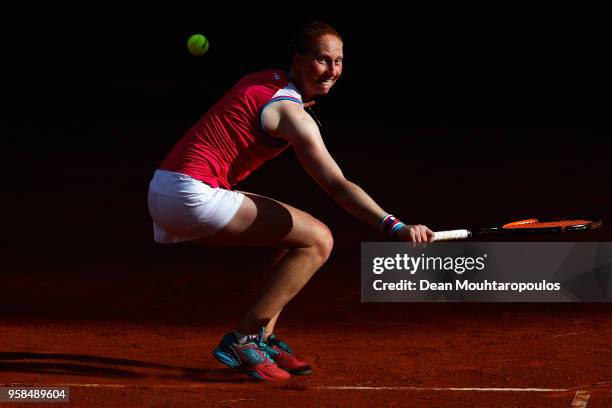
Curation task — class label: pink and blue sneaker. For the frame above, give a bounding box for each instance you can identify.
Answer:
[213,327,291,381]
[262,334,312,375]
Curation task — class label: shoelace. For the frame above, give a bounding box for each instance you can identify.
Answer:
[241,327,289,363]
[236,339,275,364]
[252,329,275,363]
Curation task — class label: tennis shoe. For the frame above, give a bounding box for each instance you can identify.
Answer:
[262,334,312,375]
[212,327,290,381]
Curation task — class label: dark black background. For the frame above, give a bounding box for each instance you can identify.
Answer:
[2,6,610,259]
[6,7,608,128]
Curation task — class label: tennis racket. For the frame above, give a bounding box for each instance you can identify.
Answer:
[434,217,602,241]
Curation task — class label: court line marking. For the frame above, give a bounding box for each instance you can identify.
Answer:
[217,399,255,403]
[571,390,590,408]
[2,383,575,392]
[315,386,572,392]
[552,332,580,338]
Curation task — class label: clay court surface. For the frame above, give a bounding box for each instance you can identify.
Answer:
[2,126,611,407]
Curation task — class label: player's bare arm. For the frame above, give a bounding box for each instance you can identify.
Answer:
[262,101,434,243]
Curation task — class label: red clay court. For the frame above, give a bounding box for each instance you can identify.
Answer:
[1,125,611,407]
[3,13,611,406]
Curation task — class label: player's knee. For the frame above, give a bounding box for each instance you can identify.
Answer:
[311,224,334,264]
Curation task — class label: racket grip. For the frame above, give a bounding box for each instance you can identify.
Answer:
[434,229,471,241]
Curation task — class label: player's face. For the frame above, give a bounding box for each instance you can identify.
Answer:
[294,35,343,100]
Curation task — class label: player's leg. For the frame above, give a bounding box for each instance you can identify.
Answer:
[196,191,333,333]
[262,249,287,340]
[255,250,311,376]
[203,192,331,379]
[264,309,282,340]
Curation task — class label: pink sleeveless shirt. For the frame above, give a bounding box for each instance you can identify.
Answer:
[159,70,303,189]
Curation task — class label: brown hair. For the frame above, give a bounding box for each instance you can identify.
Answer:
[288,21,342,59]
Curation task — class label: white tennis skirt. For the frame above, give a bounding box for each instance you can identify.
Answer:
[147,170,244,243]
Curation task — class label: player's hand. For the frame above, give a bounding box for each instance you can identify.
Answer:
[396,224,435,243]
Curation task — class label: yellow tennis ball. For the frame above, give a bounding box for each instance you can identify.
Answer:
[187,34,209,56]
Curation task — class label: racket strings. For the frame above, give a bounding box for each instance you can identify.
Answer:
[503,219,592,229]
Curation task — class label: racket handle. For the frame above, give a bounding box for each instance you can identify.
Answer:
[434,229,471,241]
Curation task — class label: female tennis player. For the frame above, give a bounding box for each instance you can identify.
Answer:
[147,22,435,381]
